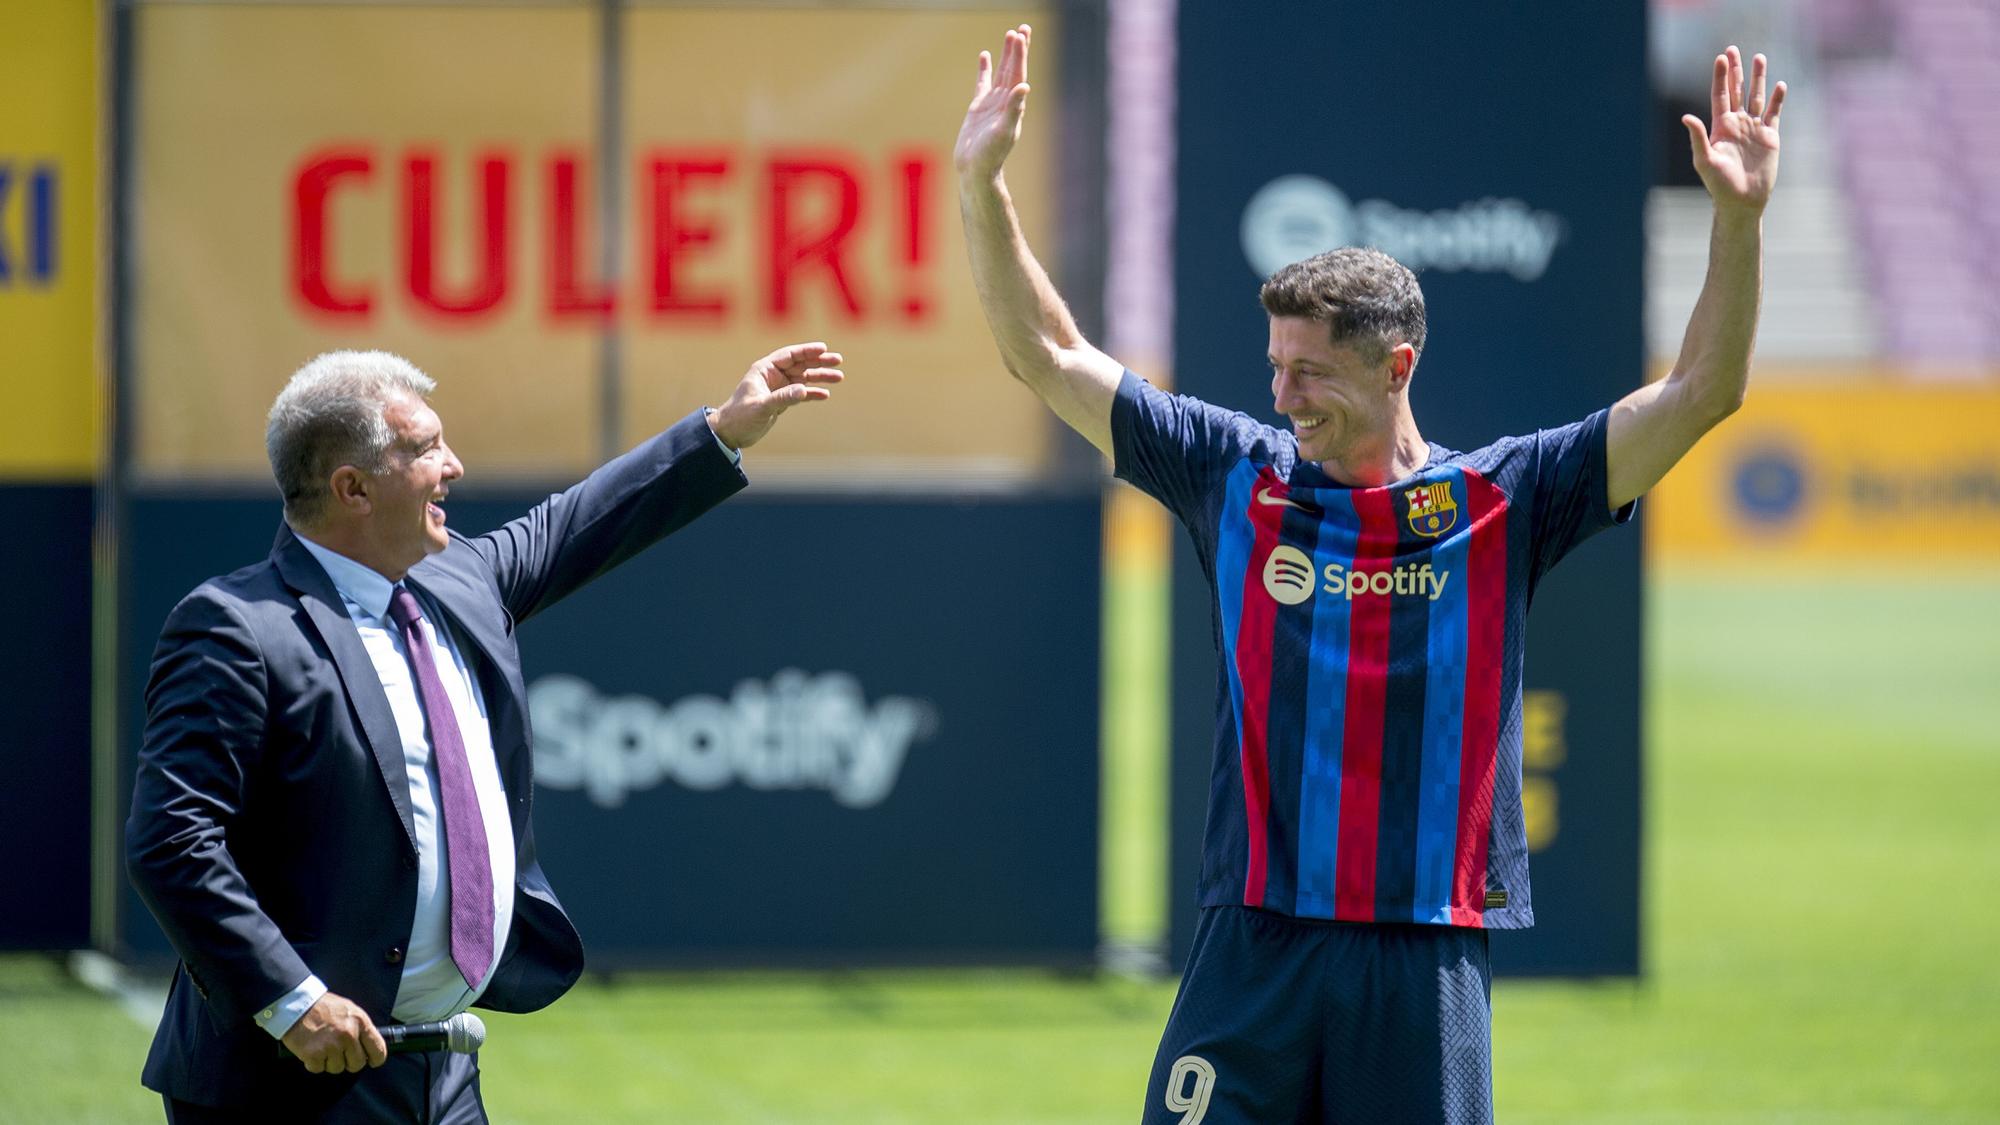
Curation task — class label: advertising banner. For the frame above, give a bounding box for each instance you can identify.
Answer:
[0,0,98,949]
[1169,3,1646,975]
[512,493,1102,965]
[0,483,93,950]
[130,4,1057,484]
[1648,378,2000,563]
[0,0,98,477]
[132,3,601,476]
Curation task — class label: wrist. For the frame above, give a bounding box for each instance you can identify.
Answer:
[1711,201,1765,229]
[703,406,740,452]
[957,172,1008,205]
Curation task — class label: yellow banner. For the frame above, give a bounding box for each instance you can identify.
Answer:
[0,0,98,478]
[1648,381,2000,561]
[133,5,1055,484]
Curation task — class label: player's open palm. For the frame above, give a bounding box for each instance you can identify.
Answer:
[955,24,1033,183]
[1683,45,1786,213]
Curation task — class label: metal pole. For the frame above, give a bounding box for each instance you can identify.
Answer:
[92,0,136,955]
[597,0,625,463]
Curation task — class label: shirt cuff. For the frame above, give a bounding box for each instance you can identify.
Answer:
[704,408,743,465]
[255,974,328,1040]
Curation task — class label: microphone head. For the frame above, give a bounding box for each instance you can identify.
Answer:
[447,1012,488,1053]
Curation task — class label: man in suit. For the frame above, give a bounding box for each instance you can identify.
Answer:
[126,341,844,1122]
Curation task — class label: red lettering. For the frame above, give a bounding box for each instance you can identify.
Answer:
[547,153,615,320]
[894,151,934,322]
[292,149,374,317]
[647,154,732,317]
[766,155,864,319]
[287,140,948,328]
[405,150,509,318]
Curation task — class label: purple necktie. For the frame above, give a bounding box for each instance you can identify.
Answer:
[388,586,496,989]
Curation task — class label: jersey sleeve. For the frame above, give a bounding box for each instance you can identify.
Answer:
[1524,407,1636,583]
[1110,370,1263,527]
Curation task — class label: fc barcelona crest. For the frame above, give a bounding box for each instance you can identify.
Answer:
[1404,481,1458,537]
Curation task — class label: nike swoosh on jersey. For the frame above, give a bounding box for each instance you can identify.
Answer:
[1255,486,1316,512]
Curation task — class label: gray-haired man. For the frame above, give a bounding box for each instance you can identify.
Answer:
[128,343,842,1122]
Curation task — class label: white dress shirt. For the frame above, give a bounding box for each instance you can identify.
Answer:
[255,535,517,1038]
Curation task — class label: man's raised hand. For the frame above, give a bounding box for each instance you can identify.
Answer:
[706,342,844,451]
[955,24,1034,184]
[1683,46,1786,214]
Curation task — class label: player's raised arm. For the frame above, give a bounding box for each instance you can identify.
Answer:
[1607,46,1786,511]
[956,24,1124,458]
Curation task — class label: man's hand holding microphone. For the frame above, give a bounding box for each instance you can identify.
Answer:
[280,992,487,1073]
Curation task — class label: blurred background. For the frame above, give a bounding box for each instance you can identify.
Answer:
[2,0,1995,1120]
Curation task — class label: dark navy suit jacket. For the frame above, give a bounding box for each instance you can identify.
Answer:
[126,412,745,1108]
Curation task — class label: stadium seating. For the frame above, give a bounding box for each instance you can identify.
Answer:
[1817,0,2000,365]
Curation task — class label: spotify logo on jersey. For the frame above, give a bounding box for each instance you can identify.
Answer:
[1259,547,1455,607]
[1261,545,1316,605]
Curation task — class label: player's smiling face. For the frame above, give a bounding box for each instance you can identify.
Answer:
[1267,316,1398,464]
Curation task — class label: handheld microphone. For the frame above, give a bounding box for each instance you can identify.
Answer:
[381,1012,487,1054]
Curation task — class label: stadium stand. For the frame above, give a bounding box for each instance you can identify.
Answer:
[1650,0,2000,370]
[1818,0,2000,365]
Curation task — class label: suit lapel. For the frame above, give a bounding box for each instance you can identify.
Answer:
[270,524,420,857]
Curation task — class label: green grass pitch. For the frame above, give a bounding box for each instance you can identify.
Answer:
[3,565,1995,1122]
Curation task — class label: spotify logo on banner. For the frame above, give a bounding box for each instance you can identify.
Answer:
[1240,173,1565,282]
[1261,545,1316,606]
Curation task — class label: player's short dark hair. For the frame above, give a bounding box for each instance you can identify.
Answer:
[1259,247,1428,361]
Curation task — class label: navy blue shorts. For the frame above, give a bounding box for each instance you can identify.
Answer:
[1140,906,1493,1124]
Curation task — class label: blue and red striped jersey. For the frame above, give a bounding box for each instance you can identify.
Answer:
[1112,372,1633,929]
